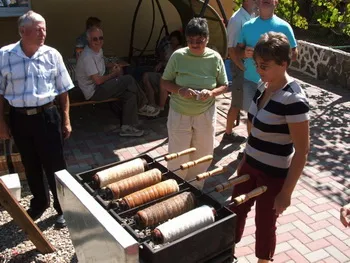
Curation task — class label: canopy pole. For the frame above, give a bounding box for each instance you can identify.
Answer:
[155,0,169,36]
[199,0,210,17]
[216,0,228,25]
[128,0,143,62]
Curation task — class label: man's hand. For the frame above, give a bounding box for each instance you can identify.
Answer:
[62,120,72,140]
[111,64,123,77]
[273,191,291,215]
[179,87,198,99]
[340,205,350,227]
[0,121,11,139]
[199,89,213,101]
[244,46,254,58]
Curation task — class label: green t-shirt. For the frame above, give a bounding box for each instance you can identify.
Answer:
[162,47,228,116]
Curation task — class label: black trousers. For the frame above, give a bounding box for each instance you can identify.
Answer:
[9,106,66,215]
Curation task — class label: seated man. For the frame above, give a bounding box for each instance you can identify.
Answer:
[75,27,159,137]
[142,30,183,111]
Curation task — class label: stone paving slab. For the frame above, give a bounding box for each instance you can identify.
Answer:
[64,72,350,262]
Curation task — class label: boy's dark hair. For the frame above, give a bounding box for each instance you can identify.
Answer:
[169,30,183,45]
[86,17,101,30]
[253,32,292,66]
[185,17,209,38]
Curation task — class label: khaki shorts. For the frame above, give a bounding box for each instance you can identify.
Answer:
[230,61,244,109]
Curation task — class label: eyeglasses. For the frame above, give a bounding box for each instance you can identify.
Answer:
[186,38,206,45]
[92,36,104,42]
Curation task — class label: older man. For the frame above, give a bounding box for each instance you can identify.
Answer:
[234,0,298,115]
[76,27,159,137]
[0,11,74,228]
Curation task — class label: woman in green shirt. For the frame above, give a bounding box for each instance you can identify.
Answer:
[161,18,228,189]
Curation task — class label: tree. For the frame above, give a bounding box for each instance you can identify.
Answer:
[232,0,350,36]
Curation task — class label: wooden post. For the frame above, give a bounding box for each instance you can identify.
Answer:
[0,180,55,254]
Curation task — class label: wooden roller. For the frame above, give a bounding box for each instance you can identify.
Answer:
[196,166,228,181]
[164,148,196,161]
[215,174,250,192]
[105,169,162,200]
[135,192,196,227]
[120,179,179,210]
[180,155,213,170]
[93,158,147,188]
[230,186,267,206]
[92,148,196,188]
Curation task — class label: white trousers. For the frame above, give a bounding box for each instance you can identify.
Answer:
[167,104,216,190]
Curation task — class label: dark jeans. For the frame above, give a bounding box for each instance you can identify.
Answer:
[9,106,66,215]
[229,161,285,260]
[91,75,148,126]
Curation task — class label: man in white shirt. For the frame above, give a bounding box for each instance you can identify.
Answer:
[224,0,256,142]
[0,11,74,228]
[76,27,160,137]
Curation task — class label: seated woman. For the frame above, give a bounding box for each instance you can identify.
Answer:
[143,30,183,111]
[161,18,228,189]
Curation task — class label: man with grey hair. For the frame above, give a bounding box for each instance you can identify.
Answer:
[0,11,74,228]
[76,27,159,137]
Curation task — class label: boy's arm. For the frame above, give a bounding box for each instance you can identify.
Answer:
[274,120,310,215]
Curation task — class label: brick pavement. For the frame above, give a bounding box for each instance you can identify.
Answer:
[64,71,350,262]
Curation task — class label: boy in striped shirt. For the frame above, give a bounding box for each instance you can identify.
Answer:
[231,32,310,263]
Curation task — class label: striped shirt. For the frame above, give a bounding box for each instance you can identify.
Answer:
[0,41,74,107]
[246,80,310,177]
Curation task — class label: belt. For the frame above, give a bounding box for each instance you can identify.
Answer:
[11,101,55,115]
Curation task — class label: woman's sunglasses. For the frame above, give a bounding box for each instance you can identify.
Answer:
[186,38,206,45]
[92,36,104,42]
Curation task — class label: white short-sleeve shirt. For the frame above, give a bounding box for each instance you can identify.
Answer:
[75,46,105,100]
[227,7,254,48]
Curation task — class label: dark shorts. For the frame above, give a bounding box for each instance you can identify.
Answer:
[230,61,244,109]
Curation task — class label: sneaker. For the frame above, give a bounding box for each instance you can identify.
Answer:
[119,125,144,137]
[55,214,66,229]
[222,132,246,143]
[138,104,160,117]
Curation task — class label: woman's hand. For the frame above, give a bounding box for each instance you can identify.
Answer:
[199,89,213,101]
[340,205,350,227]
[179,87,197,99]
[273,191,291,215]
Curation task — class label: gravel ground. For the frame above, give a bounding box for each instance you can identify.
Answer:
[0,181,77,263]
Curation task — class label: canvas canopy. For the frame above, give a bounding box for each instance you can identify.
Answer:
[129,0,228,59]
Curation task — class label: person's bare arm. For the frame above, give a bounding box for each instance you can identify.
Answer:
[199,85,228,101]
[247,119,252,135]
[233,44,246,71]
[160,79,197,98]
[274,120,310,214]
[57,92,72,139]
[291,47,298,61]
[340,204,350,227]
[0,95,11,139]
[91,65,122,85]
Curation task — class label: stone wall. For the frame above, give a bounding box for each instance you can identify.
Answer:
[290,40,350,89]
